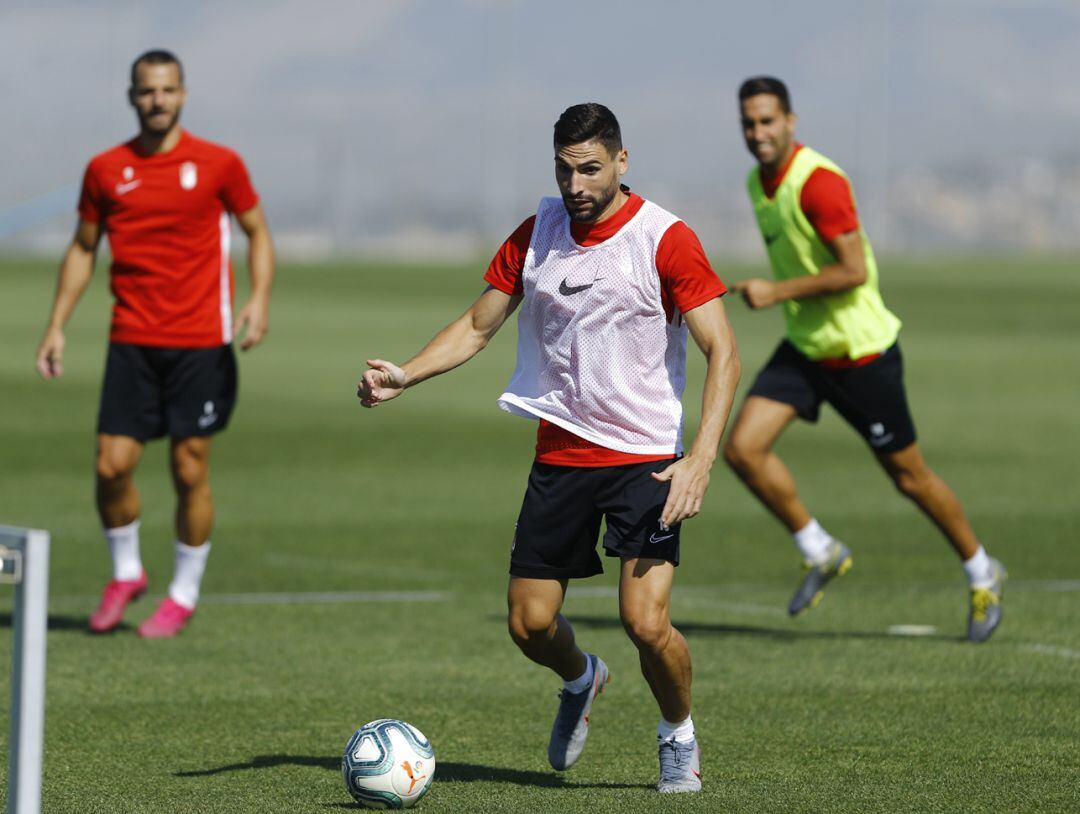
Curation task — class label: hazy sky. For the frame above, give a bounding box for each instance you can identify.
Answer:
[3,0,1079,253]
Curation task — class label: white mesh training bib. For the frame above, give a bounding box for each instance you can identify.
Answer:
[498,196,689,455]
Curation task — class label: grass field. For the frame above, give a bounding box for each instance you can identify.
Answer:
[1,254,1078,813]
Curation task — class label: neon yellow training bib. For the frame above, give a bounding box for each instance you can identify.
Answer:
[747,146,901,360]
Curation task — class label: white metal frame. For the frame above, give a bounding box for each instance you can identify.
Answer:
[1,526,50,814]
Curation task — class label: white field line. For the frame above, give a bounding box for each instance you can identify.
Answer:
[574,579,1080,597]
[703,601,786,618]
[567,585,783,617]
[1009,580,1080,592]
[566,586,619,598]
[199,590,453,605]
[36,577,1080,611]
[1021,644,1080,661]
[47,590,453,608]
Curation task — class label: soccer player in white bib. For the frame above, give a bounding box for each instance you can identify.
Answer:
[358,104,740,792]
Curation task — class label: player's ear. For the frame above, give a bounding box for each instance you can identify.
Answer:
[617,148,629,178]
[127,87,136,107]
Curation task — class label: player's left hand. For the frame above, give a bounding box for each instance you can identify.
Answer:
[651,454,712,527]
[236,298,269,350]
[732,278,777,309]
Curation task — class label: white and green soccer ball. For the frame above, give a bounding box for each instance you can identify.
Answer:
[342,719,436,809]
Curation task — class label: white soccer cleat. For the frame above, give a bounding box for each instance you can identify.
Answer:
[547,654,610,771]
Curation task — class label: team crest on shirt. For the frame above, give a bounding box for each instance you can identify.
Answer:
[180,161,198,190]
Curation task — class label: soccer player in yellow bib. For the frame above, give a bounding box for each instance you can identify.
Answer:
[724,76,1005,642]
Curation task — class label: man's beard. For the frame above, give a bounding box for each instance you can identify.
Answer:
[562,181,619,223]
[139,108,180,137]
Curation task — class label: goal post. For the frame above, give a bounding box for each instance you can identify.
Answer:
[1,526,50,814]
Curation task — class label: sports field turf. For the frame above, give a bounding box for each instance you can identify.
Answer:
[1,254,1078,813]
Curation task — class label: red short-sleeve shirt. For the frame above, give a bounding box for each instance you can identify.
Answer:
[484,191,727,466]
[759,143,860,242]
[79,130,259,348]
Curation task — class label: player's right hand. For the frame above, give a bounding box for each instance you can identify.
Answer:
[731,278,778,310]
[36,328,65,379]
[357,359,407,408]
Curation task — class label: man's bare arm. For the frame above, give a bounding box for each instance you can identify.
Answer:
[733,229,867,309]
[234,204,275,351]
[651,296,741,526]
[358,286,521,408]
[36,219,102,379]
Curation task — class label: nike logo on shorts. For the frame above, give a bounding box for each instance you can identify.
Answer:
[649,532,675,544]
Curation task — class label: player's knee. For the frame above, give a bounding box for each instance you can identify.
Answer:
[723,435,756,475]
[171,449,209,492]
[621,608,670,652]
[506,603,556,648]
[890,467,926,500]
[96,449,135,483]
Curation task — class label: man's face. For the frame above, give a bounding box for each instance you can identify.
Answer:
[554,139,628,223]
[129,62,186,136]
[740,93,796,169]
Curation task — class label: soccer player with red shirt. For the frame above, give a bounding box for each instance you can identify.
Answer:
[724,76,1005,641]
[35,50,275,638]
[358,104,740,791]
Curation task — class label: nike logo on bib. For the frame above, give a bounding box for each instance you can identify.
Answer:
[559,278,596,296]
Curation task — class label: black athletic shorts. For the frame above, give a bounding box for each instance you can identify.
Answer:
[746,340,916,453]
[97,342,238,441]
[509,458,681,580]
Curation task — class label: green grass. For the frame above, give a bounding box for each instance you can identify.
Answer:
[1,254,1078,813]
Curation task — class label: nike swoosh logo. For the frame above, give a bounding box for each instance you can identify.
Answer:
[115,179,143,196]
[763,231,780,245]
[559,278,595,296]
[649,532,675,544]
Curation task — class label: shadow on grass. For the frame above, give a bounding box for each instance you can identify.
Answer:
[0,612,102,632]
[178,756,651,790]
[177,755,338,777]
[562,614,962,643]
[429,762,651,789]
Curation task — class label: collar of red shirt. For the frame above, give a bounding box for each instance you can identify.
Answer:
[569,185,644,247]
[760,143,805,199]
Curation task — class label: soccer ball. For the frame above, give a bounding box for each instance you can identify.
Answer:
[342,719,436,809]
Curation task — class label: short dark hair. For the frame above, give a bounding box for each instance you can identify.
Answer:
[130,49,184,87]
[738,76,791,113]
[553,103,623,156]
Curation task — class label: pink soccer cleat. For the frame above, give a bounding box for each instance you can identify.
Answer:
[137,597,195,638]
[88,571,148,633]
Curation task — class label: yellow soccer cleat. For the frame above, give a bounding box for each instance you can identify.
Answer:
[968,558,1006,643]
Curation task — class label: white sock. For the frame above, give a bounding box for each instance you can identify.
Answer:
[104,520,143,581]
[793,518,833,565]
[658,715,695,743]
[168,541,211,610]
[963,546,994,589]
[563,655,594,694]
